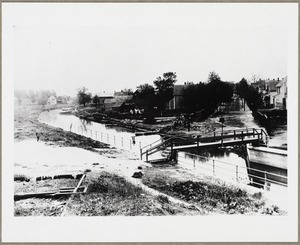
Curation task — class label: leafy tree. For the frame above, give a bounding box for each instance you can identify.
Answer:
[236,78,249,99]
[77,87,92,107]
[36,90,56,105]
[14,89,27,105]
[182,72,233,114]
[235,77,263,111]
[207,71,221,83]
[153,72,177,110]
[120,88,133,95]
[92,95,100,107]
[133,83,155,111]
[182,83,200,112]
[206,72,233,106]
[135,83,155,98]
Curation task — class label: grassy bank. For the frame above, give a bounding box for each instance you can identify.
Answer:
[142,167,285,215]
[62,171,202,216]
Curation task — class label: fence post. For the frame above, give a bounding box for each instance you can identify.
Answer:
[221,131,223,147]
[264,171,267,190]
[253,128,255,137]
[241,131,244,141]
[234,130,236,140]
[140,148,142,160]
[146,150,148,162]
[193,158,195,168]
[236,165,239,182]
[213,160,215,175]
[197,136,199,146]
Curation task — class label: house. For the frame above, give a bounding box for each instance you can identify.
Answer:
[97,92,114,108]
[167,83,193,110]
[57,95,70,104]
[274,77,287,109]
[251,79,266,93]
[104,95,133,112]
[263,79,280,108]
[252,77,287,109]
[46,96,57,109]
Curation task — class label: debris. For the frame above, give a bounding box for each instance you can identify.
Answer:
[132,172,143,179]
[53,175,74,180]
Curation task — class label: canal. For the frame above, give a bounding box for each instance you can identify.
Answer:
[38,107,287,190]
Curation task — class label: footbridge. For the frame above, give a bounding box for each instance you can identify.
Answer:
[140,128,268,162]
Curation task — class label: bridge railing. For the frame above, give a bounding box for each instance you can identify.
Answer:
[177,151,287,190]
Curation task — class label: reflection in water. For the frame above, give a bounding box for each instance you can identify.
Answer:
[177,150,249,185]
[39,108,287,189]
[39,109,161,156]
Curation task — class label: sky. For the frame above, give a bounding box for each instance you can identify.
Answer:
[7,3,296,96]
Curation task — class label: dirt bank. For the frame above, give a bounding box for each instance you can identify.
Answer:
[14,105,109,151]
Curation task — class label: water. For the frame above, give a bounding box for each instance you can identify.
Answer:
[38,108,287,190]
[209,102,287,148]
[39,109,161,157]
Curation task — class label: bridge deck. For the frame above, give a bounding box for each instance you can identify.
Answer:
[169,138,259,151]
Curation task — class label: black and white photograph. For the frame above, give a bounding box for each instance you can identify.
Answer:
[2,2,298,243]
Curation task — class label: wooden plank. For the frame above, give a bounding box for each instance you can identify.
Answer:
[73,174,86,193]
[14,192,57,201]
[147,158,168,163]
[171,138,259,151]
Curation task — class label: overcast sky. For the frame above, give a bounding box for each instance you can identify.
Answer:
[8,3,296,96]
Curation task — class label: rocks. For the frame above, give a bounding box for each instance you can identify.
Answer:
[36,176,52,181]
[252,192,262,199]
[132,171,143,179]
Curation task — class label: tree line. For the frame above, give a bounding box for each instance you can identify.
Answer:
[14,89,57,105]
[182,72,234,113]
[77,71,235,116]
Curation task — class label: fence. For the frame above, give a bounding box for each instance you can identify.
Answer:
[57,121,148,153]
[177,151,288,190]
[57,120,286,191]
